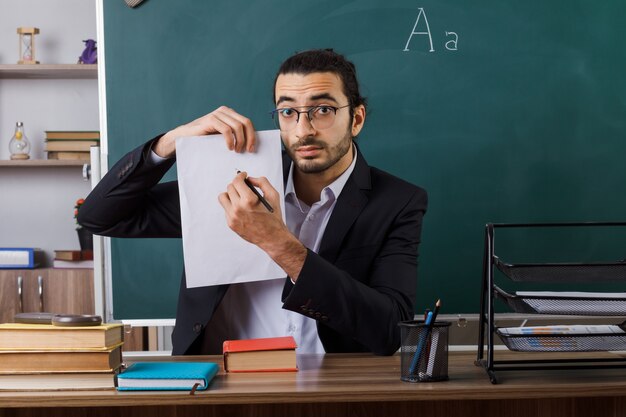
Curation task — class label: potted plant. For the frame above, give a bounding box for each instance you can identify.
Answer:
[74,198,93,251]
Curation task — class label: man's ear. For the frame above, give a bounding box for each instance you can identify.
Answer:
[351,105,366,137]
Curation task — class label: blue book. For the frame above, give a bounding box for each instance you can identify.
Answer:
[116,362,219,391]
[0,248,43,269]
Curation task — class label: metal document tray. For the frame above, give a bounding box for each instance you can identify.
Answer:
[494,256,626,283]
[494,286,626,316]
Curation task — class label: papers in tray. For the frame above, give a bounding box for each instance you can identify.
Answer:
[498,325,625,336]
[497,324,626,351]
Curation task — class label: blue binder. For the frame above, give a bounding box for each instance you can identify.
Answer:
[0,248,43,269]
[116,362,219,391]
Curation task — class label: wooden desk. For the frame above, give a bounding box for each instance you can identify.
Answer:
[1,351,626,417]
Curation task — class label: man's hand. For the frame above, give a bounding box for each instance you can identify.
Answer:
[218,172,307,281]
[154,106,256,158]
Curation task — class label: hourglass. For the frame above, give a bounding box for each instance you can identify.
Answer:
[17,27,39,64]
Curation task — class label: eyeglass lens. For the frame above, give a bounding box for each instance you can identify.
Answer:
[272,106,343,131]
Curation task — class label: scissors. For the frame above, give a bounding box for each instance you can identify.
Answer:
[14,312,102,326]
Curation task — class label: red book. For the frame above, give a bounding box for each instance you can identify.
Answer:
[54,249,93,261]
[223,336,297,373]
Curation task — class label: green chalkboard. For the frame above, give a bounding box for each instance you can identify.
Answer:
[103,0,626,319]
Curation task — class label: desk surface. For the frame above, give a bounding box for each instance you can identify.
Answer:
[2,351,626,409]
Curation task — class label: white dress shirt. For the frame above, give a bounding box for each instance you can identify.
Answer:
[151,146,357,353]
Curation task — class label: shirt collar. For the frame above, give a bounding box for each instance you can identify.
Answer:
[285,144,358,206]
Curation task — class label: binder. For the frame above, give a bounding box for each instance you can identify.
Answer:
[0,248,43,269]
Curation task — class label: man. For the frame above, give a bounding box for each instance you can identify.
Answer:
[79,49,427,356]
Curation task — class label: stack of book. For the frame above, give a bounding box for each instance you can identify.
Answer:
[45,131,100,161]
[53,249,94,269]
[0,322,124,390]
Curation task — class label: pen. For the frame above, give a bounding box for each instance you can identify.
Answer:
[422,299,441,375]
[409,311,433,375]
[429,299,441,328]
[236,170,274,213]
[422,308,432,364]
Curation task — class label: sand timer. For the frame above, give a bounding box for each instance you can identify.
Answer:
[17,27,40,64]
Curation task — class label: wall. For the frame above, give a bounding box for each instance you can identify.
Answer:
[0,0,98,265]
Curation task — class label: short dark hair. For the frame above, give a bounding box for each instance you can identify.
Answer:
[273,49,367,117]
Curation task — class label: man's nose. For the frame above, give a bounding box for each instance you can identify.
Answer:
[295,112,316,138]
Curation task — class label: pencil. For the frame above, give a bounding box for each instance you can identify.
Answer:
[236,170,274,213]
[429,299,442,326]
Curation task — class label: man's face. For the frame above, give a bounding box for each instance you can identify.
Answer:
[274,72,365,176]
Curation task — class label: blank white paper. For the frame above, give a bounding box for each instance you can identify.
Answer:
[176,130,286,288]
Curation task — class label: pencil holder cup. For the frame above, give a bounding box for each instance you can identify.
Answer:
[398,320,451,382]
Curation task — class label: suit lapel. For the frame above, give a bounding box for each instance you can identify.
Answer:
[281,146,372,263]
[318,150,371,263]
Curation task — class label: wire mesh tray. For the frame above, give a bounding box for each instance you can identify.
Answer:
[494,256,626,283]
[496,330,626,352]
[494,286,626,316]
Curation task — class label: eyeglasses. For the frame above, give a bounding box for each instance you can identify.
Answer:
[270,104,350,131]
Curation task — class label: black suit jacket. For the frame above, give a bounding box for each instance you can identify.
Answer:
[79,136,427,355]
